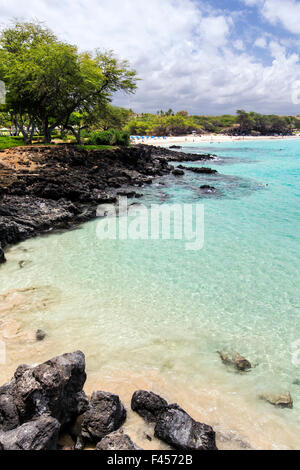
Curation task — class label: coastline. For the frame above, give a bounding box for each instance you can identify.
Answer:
[138,133,300,145]
[1,141,299,450]
[0,144,213,253]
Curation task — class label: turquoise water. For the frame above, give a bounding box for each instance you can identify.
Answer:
[0,138,299,448]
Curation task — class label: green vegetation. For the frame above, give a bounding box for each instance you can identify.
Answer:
[125,110,202,136]
[0,136,24,150]
[87,129,130,146]
[0,21,137,144]
[234,110,295,135]
[0,20,298,149]
[125,109,298,136]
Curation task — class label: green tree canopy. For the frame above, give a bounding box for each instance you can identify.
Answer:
[0,21,138,143]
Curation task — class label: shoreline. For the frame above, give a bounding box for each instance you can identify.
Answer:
[137,133,300,145]
[0,144,213,254]
[0,141,299,450]
[1,342,299,450]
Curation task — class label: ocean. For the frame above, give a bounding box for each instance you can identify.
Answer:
[0,138,299,449]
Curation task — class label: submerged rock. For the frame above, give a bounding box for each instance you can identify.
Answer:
[172,169,184,176]
[81,391,126,443]
[218,351,251,372]
[259,392,293,409]
[95,429,141,450]
[0,416,60,450]
[169,145,182,149]
[154,404,218,451]
[179,166,217,174]
[35,329,46,341]
[131,390,168,423]
[0,351,88,428]
[199,185,216,191]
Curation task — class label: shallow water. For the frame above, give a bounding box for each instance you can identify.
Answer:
[0,139,299,449]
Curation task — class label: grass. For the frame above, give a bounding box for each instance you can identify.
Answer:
[0,136,123,151]
[0,136,25,150]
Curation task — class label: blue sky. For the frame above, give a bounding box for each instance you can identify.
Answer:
[1,0,300,114]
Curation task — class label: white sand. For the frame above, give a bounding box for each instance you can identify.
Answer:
[132,133,300,145]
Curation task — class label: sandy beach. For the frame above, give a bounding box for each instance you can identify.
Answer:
[134,133,300,145]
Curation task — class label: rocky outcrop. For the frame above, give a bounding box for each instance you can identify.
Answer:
[0,353,221,451]
[0,246,5,264]
[154,405,218,451]
[95,429,141,450]
[178,165,217,174]
[150,146,214,162]
[0,351,88,429]
[81,391,126,443]
[131,390,168,423]
[131,391,217,451]
[218,351,251,372]
[260,392,293,409]
[0,144,214,251]
[0,195,84,248]
[0,416,60,450]
[0,383,20,431]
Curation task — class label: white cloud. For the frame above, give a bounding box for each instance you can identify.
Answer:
[233,39,245,50]
[199,15,230,47]
[1,0,300,114]
[242,0,300,35]
[261,0,300,35]
[242,0,262,5]
[254,36,267,48]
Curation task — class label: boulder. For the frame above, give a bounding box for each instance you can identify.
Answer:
[0,416,60,450]
[154,404,217,451]
[0,351,88,428]
[172,169,184,176]
[96,429,141,450]
[131,390,168,423]
[81,391,126,443]
[218,351,251,372]
[260,392,293,409]
[0,383,20,431]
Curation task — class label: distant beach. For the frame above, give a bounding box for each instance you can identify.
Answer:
[136,133,300,145]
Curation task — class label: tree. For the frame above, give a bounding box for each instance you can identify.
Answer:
[0,21,138,144]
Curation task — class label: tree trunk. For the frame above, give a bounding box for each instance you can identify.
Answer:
[43,118,52,144]
[20,128,30,144]
[67,126,83,145]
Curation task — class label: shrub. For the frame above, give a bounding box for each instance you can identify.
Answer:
[87,129,130,146]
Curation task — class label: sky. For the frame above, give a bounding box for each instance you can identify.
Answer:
[1,0,300,115]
